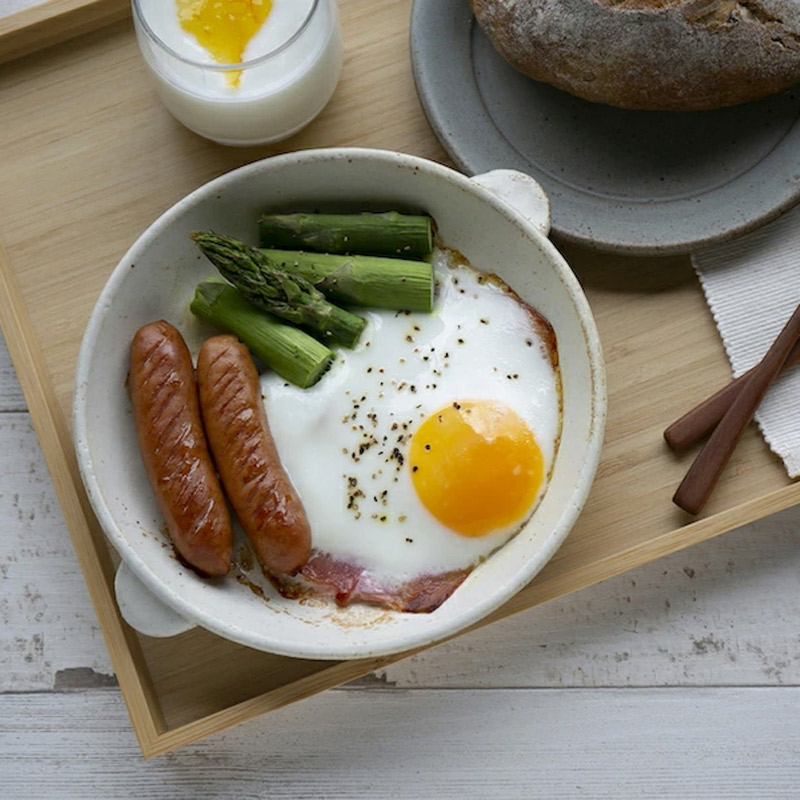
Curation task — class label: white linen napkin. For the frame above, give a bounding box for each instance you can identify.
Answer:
[691,204,800,478]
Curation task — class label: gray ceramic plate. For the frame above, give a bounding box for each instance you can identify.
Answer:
[410,0,800,255]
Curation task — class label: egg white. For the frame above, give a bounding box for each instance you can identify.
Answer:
[260,250,561,586]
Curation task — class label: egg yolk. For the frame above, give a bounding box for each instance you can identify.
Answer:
[176,0,273,88]
[409,400,545,537]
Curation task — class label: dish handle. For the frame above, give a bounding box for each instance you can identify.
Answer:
[469,170,551,237]
[114,561,196,638]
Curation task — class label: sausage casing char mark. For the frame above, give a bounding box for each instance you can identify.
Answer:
[129,321,233,577]
[196,335,312,576]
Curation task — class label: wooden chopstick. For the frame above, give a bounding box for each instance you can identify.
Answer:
[664,338,800,451]
[673,302,800,515]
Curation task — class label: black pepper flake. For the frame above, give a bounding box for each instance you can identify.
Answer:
[412,465,419,472]
[424,443,431,451]
[453,402,462,410]
[423,356,429,362]
[405,335,414,343]
[480,318,488,325]
[526,339,533,347]
[405,537,413,543]
[380,515,387,522]
[457,338,465,345]
[413,325,421,332]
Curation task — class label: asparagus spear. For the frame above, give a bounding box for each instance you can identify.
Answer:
[258,212,434,260]
[189,280,333,389]
[192,232,366,349]
[259,249,435,313]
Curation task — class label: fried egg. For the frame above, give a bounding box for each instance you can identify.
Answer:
[260,248,562,587]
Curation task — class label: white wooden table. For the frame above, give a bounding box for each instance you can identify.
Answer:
[2,2,800,795]
[3,337,800,797]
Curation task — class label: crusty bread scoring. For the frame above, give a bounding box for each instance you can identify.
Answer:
[470,0,800,110]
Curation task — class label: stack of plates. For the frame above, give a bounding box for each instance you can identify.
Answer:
[410,0,800,254]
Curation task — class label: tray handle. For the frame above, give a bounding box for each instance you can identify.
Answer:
[115,561,196,638]
[469,170,551,237]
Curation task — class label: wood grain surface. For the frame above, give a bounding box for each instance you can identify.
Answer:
[0,0,128,64]
[1,0,799,761]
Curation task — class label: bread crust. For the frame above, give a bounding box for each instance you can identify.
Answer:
[470,0,800,110]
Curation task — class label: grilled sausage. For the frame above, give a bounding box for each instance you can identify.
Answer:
[129,321,233,576]
[196,335,312,575]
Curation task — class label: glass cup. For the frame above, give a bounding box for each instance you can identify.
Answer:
[131,0,344,146]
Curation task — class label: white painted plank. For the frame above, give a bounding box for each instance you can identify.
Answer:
[0,411,114,690]
[1,688,799,798]
[0,331,26,411]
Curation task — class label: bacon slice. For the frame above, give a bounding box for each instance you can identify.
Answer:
[295,551,471,613]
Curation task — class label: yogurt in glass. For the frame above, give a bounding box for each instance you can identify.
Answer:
[132,0,344,146]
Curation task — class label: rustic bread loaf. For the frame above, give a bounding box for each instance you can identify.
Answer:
[470,0,800,110]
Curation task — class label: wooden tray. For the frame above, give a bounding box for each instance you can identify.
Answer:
[2,0,799,758]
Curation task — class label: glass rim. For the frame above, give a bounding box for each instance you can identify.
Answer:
[131,0,321,71]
